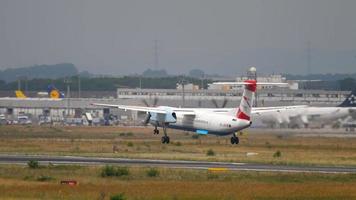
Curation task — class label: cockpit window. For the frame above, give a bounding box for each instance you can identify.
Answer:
[232,119,237,121]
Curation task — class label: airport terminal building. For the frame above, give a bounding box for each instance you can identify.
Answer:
[0,86,350,124]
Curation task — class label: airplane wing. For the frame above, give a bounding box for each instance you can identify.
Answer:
[183,105,307,113]
[92,103,196,116]
[252,105,308,115]
[92,103,167,114]
[171,108,196,116]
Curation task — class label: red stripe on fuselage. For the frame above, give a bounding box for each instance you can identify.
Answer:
[237,110,250,121]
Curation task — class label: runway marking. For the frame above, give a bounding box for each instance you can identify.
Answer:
[208,168,229,172]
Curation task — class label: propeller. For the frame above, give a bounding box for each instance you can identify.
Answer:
[221,98,228,108]
[211,99,218,108]
[141,97,159,107]
[142,112,151,125]
[140,97,159,126]
[211,98,229,108]
[141,99,150,107]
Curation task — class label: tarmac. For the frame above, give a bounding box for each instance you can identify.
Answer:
[0,154,356,174]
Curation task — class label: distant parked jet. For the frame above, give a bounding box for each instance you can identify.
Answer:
[13,85,64,100]
[256,90,356,128]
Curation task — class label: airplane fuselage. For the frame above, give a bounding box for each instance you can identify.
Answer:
[150,107,251,136]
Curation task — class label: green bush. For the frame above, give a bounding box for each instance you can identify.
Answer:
[101,165,116,177]
[115,167,130,176]
[110,193,126,200]
[101,165,130,177]
[207,173,219,179]
[206,149,215,156]
[127,142,134,147]
[37,175,53,182]
[27,160,39,169]
[273,150,282,158]
[146,168,159,177]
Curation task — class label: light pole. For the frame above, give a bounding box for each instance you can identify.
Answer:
[179,76,187,107]
[78,75,81,98]
[64,78,72,116]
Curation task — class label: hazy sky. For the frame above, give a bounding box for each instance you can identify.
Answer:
[0,0,356,76]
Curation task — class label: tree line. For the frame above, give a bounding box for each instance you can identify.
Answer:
[0,76,211,91]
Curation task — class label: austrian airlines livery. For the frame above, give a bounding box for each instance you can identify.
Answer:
[93,80,291,145]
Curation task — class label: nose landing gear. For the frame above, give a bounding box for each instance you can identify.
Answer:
[153,126,159,134]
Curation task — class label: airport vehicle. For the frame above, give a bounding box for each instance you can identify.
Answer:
[258,90,356,128]
[17,115,32,125]
[0,114,7,125]
[93,80,292,144]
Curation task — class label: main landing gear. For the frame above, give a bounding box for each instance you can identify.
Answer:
[230,134,239,145]
[153,125,170,144]
[160,125,170,144]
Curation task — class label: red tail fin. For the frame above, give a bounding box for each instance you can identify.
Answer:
[236,80,256,120]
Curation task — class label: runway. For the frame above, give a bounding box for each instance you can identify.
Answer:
[0,154,355,174]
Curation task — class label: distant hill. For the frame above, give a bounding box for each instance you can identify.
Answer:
[0,63,78,82]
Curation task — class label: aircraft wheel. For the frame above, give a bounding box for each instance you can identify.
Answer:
[230,136,239,145]
[161,136,170,144]
[230,137,235,144]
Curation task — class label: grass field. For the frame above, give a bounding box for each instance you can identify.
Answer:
[1,126,356,166]
[1,126,356,199]
[0,164,356,200]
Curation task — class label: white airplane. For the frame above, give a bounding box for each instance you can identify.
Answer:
[93,80,295,144]
[257,90,356,128]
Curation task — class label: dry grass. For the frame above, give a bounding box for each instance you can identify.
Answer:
[0,164,356,200]
[1,126,356,166]
[0,126,356,199]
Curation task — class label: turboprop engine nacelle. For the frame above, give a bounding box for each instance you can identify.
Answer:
[149,107,177,124]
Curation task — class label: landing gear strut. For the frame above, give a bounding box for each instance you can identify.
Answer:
[161,124,170,144]
[230,134,239,145]
[153,126,159,135]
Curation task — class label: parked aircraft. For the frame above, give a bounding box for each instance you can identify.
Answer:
[15,90,27,98]
[257,90,356,128]
[93,80,292,144]
[47,85,65,99]
[13,85,64,100]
